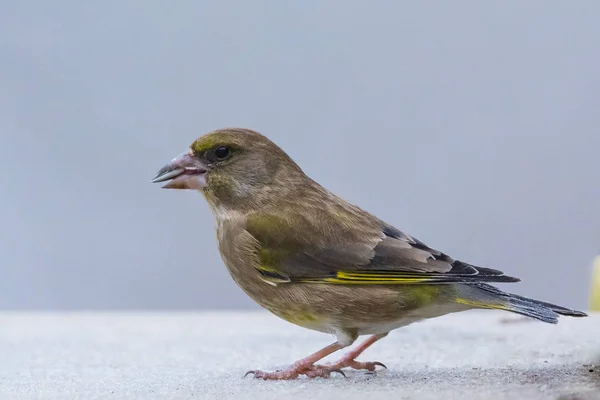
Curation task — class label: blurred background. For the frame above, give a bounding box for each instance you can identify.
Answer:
[1,1,598,311]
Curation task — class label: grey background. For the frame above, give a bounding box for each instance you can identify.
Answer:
[1,1,598,310]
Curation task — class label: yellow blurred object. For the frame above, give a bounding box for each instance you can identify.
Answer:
[590,256,600,311]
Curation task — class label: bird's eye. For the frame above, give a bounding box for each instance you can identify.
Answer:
[214,146,230,160]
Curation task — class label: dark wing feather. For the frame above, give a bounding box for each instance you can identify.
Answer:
[245,211,519,285]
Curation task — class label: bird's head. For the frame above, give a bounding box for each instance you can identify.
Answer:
[152,128,307,212]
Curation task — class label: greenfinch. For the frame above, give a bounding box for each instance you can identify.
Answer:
[152,128,587,380]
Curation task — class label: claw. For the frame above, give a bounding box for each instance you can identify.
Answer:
[372,361,387,370]
[244,370,256,378]
[330,369,347,378]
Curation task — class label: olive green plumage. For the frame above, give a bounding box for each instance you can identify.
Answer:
[152,128,586,376]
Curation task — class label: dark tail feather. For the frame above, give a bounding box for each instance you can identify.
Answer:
[504,296,563,324]
[460,283,588,324]
[507,293,588,318]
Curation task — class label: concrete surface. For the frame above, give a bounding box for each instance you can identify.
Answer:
[0,311,598,400]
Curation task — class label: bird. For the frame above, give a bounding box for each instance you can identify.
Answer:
[152,128,587,380]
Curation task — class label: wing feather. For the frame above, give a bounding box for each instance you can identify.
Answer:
[245,211,520,285]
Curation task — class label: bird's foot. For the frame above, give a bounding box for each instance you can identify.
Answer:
[245,362,346,380]
[316,356,387,373]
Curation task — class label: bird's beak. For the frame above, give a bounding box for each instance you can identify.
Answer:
[151,152,208,190]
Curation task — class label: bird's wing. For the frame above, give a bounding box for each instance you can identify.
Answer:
[245,211,520,285]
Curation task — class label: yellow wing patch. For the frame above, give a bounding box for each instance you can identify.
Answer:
[300,271,435,284]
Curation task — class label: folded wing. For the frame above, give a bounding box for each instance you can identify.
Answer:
[245,211,520,285]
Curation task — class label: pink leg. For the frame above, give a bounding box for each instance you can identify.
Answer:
[245,341,348,380]
[316,333,388,372]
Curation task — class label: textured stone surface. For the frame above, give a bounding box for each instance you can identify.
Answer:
[1,311,598,399]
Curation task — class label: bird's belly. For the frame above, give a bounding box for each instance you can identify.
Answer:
[268,307,337,335]
[257,283,468,337]
[351,301,468,335]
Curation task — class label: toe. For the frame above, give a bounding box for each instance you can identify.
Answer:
[304,367,346,379]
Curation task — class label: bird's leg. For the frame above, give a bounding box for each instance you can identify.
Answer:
[245,341,348,380]
[316,333,388,372]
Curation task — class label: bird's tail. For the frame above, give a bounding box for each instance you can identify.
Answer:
[455,283,587,324]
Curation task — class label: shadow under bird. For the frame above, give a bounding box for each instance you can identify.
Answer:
[152,128,587,380]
